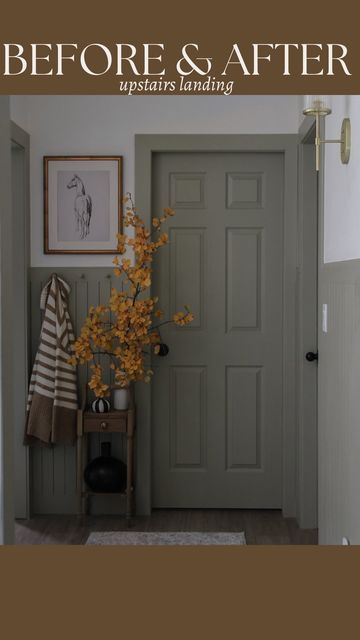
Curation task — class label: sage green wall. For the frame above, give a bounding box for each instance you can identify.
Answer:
[0,97,14,543]
[317,261,360,544]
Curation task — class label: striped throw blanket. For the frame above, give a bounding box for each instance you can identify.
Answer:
[24,274,78,445]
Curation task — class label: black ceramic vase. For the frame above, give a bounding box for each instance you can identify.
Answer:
[84,442,127,493]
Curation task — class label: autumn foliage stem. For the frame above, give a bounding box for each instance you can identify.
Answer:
[68,193,194,397]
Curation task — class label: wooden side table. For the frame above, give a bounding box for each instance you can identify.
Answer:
[76,387,135,521]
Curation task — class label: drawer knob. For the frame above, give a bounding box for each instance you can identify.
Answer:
[100,421,108,430]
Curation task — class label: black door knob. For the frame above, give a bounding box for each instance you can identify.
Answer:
[305,351,318,362]
[156,343,169,357]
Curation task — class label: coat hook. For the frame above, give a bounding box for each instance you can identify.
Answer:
[106,274,111,279]
[80,273,86,280]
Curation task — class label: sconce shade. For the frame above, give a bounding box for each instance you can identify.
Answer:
[303,95,332,117]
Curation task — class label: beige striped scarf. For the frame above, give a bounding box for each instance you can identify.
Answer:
[25,274,78,445]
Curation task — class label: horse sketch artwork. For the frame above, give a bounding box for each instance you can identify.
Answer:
[67,174,93,239]
[44,156,122,254]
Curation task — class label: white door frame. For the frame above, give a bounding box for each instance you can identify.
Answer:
[135,134,299,518]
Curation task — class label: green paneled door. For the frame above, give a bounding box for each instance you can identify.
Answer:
[152,151,284,508]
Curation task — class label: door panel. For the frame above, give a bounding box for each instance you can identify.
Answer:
[226,365,261,468]
[170,228,205,328]
[226,228,262,330]
[152,152,284,508]
[170,366,206,469]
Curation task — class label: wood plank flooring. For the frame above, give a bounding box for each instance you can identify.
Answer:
[15,509,318,545]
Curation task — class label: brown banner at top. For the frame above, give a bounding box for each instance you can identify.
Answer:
[0,0,358,94]
[0,0,360,95]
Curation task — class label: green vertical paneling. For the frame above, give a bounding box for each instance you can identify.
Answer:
[29,267,127,515]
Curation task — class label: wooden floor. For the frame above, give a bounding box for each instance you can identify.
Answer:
[15,510,318,545]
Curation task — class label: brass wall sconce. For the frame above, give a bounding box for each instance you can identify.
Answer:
[303,96,351,171]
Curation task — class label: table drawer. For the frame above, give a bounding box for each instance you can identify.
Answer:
[83,415,127,433]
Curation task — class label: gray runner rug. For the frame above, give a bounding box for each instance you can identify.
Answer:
[86,531,246,545]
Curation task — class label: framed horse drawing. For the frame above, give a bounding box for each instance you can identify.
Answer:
[44,156,123,253]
